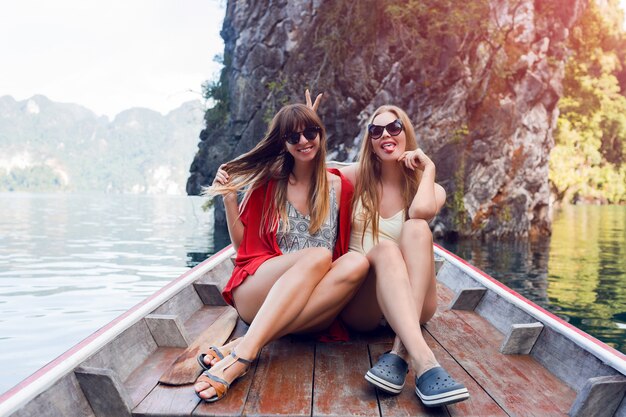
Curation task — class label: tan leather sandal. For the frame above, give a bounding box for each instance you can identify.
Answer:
[197,337,241,371]
[195,350,253,403]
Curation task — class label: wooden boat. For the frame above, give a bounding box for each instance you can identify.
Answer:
[0,243,624,417]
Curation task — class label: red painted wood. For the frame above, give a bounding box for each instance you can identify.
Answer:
[313,342,380,417]
[243,337,315,417]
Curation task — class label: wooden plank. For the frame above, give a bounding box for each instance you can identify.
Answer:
[133,384,200,417]
[448,288,486,311]
[125,347,183,408]
[194,282,228,306]
[145,314,190,348]
[426,287,576,417]
[74,367,133,417]
[11,373,96,417]
[185,305,229,342]
[152,285,205,324]
[243,337,315,417]
[159,307,238,385]
[569,375,626,417]
[313,342,379,417]
[82,319,157,383]
[499,322,544,355]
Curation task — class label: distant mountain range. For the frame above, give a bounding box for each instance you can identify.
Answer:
[0,95,204,194]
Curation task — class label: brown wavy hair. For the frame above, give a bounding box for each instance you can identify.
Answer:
[205,103,330,234]
[353,105,421,243]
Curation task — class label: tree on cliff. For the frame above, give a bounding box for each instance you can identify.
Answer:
[551,0,626,204]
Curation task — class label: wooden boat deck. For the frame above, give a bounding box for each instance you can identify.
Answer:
[129,282,576,417]
[7,247,622,417]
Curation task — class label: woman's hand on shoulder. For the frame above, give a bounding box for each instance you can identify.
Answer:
[305,89,323,113]
[399,149,435,173]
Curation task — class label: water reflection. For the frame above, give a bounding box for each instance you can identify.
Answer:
[437,205,625,353]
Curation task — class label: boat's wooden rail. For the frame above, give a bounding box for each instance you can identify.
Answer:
[3,246,626,417]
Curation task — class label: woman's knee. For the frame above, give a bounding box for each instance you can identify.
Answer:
[298,247,333,270]
[366,239,402,264]
[335,252,369,286]
[400,219,432,247]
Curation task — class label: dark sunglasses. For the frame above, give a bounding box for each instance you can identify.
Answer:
[368,119,403,140]
[284,126,320,145]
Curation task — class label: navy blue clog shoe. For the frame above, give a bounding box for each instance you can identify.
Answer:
[414,366,469,407]
[365,352,409,394]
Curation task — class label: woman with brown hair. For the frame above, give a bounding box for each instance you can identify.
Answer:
[193,102,369,402]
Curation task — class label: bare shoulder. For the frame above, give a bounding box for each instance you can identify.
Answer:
[338,163,358,185]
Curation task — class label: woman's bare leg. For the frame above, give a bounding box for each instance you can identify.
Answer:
[343,240,438,376]
[195,247,332,399]
[195,250,369,400]
[391,219,438,362]
[277,251,369,336]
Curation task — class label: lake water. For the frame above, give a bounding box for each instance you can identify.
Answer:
[0,194,624,395]
[0,193,215,395]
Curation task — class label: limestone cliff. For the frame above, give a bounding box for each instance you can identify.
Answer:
[187,0,588,238]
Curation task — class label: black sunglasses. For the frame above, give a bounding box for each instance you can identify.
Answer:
[368,119,403,140]
[284,126,321,145]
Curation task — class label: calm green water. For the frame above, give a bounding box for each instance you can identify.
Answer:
[437,205,626,353]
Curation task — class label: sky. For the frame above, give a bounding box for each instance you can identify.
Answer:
[0,1,624,120]
[0,0,225,119]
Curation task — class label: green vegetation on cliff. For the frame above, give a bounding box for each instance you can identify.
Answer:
[551,1,626,204]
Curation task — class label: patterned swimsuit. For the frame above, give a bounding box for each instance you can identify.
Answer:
[276,187,339,253]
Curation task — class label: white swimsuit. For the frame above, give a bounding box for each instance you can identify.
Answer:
[349,200,405,255]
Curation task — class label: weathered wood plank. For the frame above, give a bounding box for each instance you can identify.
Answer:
[125,347,183,408]
[193,282,228,306]
[569,375,626,417]
[184,305,229,342]
[242,337,315,417]
[159,307,238,386]
[313,342,379,417]
[145,314,190,348]
[74,367,133,417]
[11,373,96,417]
[499,322,543,355]
[427,286,575,417]
[133,384,199,417]
[448,288,486,311]
[82,319,157,383]
[152,285,205,324]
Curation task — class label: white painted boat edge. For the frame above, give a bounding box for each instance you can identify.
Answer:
[0,245,236,417]
[434,244,626,375]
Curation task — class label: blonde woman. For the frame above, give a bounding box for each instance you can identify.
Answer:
[193,103,369,402]
[339,105,469,407]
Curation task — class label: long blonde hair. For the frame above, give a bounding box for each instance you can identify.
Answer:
[353,105,421,242]
[206,103,330,234]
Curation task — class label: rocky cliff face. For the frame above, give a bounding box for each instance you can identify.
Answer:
[188,0,588,238]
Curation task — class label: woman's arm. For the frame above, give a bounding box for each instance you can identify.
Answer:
[401,150,445,220]
[213,164,244,250]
